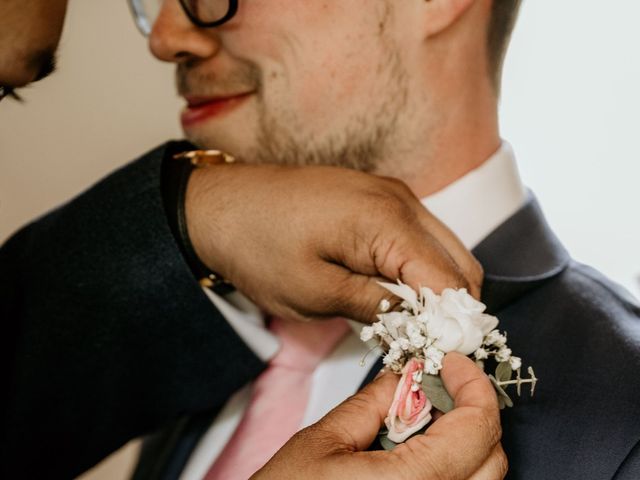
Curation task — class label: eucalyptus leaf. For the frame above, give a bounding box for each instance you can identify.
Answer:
[495,362,513,382]
[489,374,514,409]
[379,434,398,451]
[422,374,454,413]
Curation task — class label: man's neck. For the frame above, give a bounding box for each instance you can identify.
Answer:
[420,141,527,249]
[407,132,502,199]
[385,72,501,198]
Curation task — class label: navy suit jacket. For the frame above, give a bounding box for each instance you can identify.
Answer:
[1,143,265,479]
[132,194,640,480]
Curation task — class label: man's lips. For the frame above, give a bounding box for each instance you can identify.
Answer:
[181,92,253,127]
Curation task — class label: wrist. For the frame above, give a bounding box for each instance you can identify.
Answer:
[184,167,227,275]
[161,144,234,293]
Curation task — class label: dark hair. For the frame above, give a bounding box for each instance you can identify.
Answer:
[488,0,522,92]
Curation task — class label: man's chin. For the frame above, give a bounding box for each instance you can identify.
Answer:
[183,126,257,160]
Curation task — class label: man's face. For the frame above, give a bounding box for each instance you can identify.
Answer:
[151,0,424,172]
[0,0,67,93]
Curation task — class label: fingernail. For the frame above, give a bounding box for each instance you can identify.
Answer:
[374,368,386,380]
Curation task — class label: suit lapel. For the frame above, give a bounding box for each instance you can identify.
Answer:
[361,194,572,382]
[468,195,640,479]
[472,193,571,313]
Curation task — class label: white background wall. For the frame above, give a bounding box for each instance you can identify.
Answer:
[501,1,640,298]
[0,0,639,477]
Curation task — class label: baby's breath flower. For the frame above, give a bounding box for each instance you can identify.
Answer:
[485,330,507,347]
[424,358,440,375]
[425,345,444,363]
[409,333,427,349]
[496,346,513,363]
[373,322,387,336]
[379,298,391,312]
[360,326,375,342]
[509,356,522,370]
[423,346,444,374]
[474,347,489,360]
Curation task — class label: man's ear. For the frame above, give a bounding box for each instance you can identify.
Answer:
[421,0,476,38]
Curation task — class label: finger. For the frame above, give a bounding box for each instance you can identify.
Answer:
[468,444,509,480]
[374,176,483,298]
[325,268,400,323]
[414,210,484,298]
[441,352,500,412]
[282,261,391,323]
[373,225,472,297]
[254,372,399,480]
[395,353,501,479]
[308,371,399,451]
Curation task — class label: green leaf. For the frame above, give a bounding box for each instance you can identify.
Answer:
[489,374,514,409]
[422,374,454,413]
[495,362,513,382]
[379,434,398,451]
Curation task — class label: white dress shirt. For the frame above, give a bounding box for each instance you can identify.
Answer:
[180,141,527,480]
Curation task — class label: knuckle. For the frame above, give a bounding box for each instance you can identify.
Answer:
[381,175,414,197]
[363,189,415,224]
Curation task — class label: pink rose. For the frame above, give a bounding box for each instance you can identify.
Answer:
[385,358,433,443]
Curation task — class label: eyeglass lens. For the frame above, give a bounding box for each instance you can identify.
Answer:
[184,0,231,23]
[136,0,230,33]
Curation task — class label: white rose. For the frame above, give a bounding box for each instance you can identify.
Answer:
[427,288,498,356]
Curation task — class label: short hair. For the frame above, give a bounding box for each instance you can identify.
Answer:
[488,0,522,93]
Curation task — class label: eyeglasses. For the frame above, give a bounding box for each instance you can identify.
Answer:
[128,0,238,36]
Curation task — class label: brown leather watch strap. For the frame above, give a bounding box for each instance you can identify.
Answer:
[161,143,236,294]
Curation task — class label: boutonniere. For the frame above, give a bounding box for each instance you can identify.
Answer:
[360,281,538,448]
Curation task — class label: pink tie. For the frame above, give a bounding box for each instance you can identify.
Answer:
[205,317,350,480]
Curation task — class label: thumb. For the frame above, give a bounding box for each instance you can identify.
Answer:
[306,370,398,451]
[403,353,502,479]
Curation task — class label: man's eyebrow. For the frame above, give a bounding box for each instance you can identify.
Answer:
[28,48,58,83]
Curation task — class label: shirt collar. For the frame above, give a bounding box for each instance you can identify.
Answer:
[421,141,527,250]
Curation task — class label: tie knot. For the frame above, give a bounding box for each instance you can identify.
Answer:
[269,317,350,371]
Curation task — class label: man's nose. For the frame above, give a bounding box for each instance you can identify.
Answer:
[149,0,220,63]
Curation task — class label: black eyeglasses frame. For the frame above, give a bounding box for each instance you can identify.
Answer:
[128,0,239,36]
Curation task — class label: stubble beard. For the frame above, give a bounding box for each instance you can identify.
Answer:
[180,43,410,174]
[249,47,409,173]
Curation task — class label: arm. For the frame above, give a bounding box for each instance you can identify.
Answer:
[0,143,261,479]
